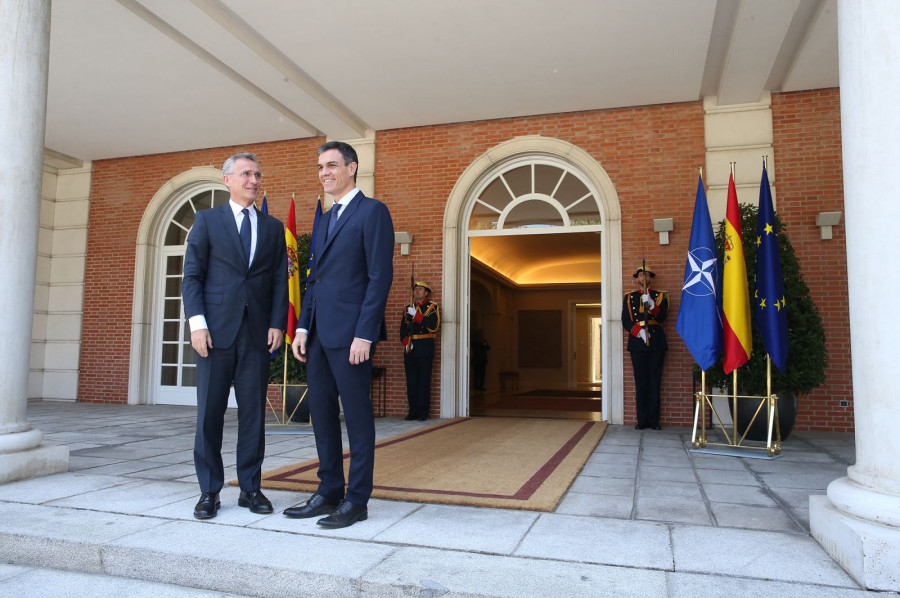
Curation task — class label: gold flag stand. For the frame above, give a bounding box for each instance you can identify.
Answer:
[690,355,781,457]
[265,347,314,435]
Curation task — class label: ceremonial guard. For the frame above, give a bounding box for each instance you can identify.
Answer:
[622,266,669,430]
[400,281,441,420]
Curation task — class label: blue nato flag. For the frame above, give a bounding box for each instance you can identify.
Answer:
[754,166,789,372]
[676,175,723,370]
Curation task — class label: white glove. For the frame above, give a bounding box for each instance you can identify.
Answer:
[641,293,655,310]
[637,329,648,343]
[407,306,416,316]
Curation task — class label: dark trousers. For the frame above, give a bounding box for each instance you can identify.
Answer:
[472,362,486,390]
[194,315,268,493]
[306,332,376,506]
[629,349,666,427]
[403,339,434,419]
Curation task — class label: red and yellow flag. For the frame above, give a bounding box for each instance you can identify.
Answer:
[722,172,751,373]
[285,198,300,345]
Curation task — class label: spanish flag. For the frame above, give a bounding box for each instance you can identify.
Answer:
[285,198,300,345]
[722,172,751,374]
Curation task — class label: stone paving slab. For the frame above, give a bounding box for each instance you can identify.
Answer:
[514,513,673,569]
[372,503,538,554]
[0,502,169,574]
[635,496,713,525]
[0,567,248,598]
[361,546,668,598]
[0,472,130,504]
[103,520,397,598]
[668,571,875,597]
[45,479,199,514]
[671,525,858,588]
[555,491,634,518]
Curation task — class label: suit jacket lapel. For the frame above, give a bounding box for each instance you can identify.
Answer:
[323,192,363,255]
[214,204,245,265]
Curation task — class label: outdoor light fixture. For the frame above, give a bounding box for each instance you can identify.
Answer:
[815,211,842,240]
[395,231,413,255]
[653,218,674,245]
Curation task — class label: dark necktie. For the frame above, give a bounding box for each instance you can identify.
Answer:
[240,208,252,266]
[327,203,343,239]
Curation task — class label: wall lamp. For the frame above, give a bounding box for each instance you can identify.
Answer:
[395,231,413,255]
[653,218,674,245]
[815,212,842,240]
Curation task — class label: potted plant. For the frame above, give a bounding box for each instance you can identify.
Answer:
[269,233,311,422]
[702,203,826,440]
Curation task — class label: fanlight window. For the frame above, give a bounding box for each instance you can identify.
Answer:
[468,162,601,230]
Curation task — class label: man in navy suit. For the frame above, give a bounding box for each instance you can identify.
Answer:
[284,141,394,528]
[182,152,288,519]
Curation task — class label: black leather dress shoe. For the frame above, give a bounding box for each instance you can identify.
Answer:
[193,492,220,519]
[238,490,273,514]
[404,415,415,421]
[317,500,368,529]
[651,425,662,430]
[634,425,646,430]
[283,493,339,519]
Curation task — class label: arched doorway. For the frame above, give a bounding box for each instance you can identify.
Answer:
[441,136,625,424]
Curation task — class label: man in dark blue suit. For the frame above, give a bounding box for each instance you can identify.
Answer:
[183,152,288,519]
[284,141,394,528]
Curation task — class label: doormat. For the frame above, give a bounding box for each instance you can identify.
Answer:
[517,389,603,399]
[258,417,607,511]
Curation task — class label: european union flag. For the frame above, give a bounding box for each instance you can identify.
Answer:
[676,175,723,370]
[754,166,788,372]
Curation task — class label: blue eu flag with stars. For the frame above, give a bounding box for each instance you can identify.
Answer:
[676,175,722,370]
[754,166,788,372]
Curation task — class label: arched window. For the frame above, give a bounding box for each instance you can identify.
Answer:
[157,188,230,400]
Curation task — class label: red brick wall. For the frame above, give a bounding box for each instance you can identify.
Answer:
[772,88,852,432]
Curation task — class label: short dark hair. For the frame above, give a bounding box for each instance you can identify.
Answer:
[318,141,358,182]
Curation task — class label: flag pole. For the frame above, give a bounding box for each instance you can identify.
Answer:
[730,161,738,442]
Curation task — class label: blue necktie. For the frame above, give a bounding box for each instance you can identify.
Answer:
[239,208,251,266]
[327,203,343,239]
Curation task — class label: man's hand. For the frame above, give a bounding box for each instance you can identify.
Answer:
[191,329,213,358]
[292,331,308,363]
[349,337,371,365]
[407,306,416,316]
[637,329,648,344]
[267,328,283,353]
[641,293,655,310]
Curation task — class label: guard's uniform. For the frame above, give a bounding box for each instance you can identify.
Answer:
[400,299,440,420]
[622,287,669,428]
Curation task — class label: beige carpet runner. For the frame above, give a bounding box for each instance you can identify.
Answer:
[259,417,607,511]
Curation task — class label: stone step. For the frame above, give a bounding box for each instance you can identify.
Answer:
[0,502,666,598]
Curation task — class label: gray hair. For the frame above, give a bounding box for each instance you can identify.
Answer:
[223,152,259,176]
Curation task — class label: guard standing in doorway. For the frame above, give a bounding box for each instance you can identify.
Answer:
[401,281,441,420]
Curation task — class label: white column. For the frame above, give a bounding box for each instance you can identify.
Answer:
[0,0,68,482]
[810,1,900,591]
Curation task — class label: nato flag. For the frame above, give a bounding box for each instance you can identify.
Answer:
[754,166,789,372]
[676,175,723,370]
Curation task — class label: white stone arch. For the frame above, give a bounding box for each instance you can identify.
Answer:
[127,167,224,405]
[441,136,625,423]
